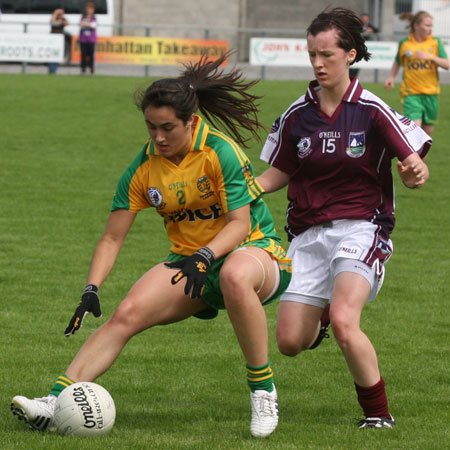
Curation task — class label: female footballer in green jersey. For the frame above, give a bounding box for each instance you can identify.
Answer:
[11,53,291,438]
[384,10,449,137]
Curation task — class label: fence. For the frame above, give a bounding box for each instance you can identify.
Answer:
[2,21,450,83]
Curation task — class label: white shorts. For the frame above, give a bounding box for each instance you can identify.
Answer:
[280,219,393,308]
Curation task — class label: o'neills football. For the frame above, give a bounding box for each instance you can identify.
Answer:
[53,382,115,436]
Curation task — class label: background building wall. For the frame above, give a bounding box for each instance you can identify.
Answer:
[243,0,364,30]
[114,0,368,36]
[114,0,368,60]
[116,0,242,32]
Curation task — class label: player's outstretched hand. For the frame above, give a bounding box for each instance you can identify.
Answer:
[64,284,102,337]
[165,247,215,299]
[397,157,429,189]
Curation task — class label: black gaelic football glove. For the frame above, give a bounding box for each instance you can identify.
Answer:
[165,247,215,299]
[64,284,102,337]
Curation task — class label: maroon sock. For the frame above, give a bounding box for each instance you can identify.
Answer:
[355,377,390,418]
[321,303,330,326]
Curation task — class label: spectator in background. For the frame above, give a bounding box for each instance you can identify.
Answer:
[349,13,378,78]
[361,13,378,35]
[48,9,69,74]
[384,11,449,137]
[79,2,97,75]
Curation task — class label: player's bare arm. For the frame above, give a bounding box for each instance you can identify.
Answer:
[414,50,450,70]
[384,61,400,90]
[256,167,290,193]
[206,205,251,259]
[87,209,137,287]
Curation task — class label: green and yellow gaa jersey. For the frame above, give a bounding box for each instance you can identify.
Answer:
[395,33,447,98]
[111,115,283,257]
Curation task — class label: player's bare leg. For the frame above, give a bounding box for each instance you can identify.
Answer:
[422,124,434,137]
[220,247,279,438]
[276,302,324,355]
[330,271,380,387]
[66,263,207,382]
[332,271,394,425]
[220,247,278,366]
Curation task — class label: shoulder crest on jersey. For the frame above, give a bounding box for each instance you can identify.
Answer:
[147,187,165,208]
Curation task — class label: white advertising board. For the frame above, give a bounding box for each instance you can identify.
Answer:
[250,38,399,70]
[0,33,64,63]
[250,38,311,67]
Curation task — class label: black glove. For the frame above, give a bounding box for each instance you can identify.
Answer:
[165,247,215,299]
[64,284,102,337]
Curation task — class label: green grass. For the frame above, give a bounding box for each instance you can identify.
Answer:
[1,73,449,449]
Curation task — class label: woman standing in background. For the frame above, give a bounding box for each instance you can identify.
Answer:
[384,11,449,137]
[79,2,97,75]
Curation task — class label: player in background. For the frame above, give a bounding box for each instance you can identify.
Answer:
[10,52,291,438]
[384,11,449,137]
[257,7,431,428]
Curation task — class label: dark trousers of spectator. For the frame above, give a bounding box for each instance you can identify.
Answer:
[80,42,95,74]
[48,63,59,74]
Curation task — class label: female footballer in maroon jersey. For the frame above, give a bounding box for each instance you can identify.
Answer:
[258,7,431,428]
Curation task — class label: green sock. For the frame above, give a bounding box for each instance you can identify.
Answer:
[49,374,75,397]
[247,361,274,393]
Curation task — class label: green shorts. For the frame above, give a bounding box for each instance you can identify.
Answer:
[166,238,292,320]
[403,94,439,126]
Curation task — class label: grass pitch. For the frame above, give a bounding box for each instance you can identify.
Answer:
[0,73,449,449]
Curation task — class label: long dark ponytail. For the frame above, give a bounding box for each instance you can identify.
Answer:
[136,51,263,148]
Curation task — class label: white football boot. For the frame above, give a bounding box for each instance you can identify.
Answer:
[11,395,57,431]
[250,385,279,437]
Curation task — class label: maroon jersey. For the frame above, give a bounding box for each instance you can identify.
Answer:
[260,78,431,240]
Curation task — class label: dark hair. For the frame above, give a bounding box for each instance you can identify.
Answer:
[135,51,263,149]
[399,11,432,32]
[307,7,371,64]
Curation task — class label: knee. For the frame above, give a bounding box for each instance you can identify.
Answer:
[276,330,308,357]
[330,317,354,349]
[219,265,248,298]
[277,339,302,357]
[108,297,143,333]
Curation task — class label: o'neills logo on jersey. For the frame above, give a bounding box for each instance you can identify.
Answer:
[148,187,164,207]
[297,137,312,158]
[319,131,341,138]
[346,132,366,158]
